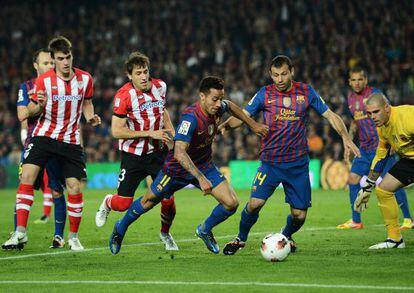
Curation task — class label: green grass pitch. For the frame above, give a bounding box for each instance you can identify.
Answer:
[0,188,413,292]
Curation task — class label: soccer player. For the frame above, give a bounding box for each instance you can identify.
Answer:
[337,68,412,230]
[17,49,55,224]
[2,36,101,251]
[14,49,67,249]
[94,51,179,251]
[354,94,414,249]
[220,55,360,255]
[108,76,268,255]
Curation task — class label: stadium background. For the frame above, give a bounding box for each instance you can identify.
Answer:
[0,0,413,189]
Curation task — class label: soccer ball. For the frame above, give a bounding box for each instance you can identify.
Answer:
[260,233,291,262]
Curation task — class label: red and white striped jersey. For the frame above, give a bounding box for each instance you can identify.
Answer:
[113,78,167,156]
[31,68,93,145]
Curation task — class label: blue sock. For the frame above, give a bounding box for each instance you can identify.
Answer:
[395,188,411,219]
[202,204,235,233]
[349,183,361,223]
[53,195,66,237]
[237,204,259,242]
[13,205,17,231]
[117,197,146,235]
[282,214,305,238]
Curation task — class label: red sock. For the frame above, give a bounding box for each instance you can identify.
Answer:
[68,193,83,233]
[160,196,176,233]
[16,183,34,228]
[41,171,52,217]
[106,194,133,212]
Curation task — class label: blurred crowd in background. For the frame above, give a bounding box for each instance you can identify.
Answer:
[0,0,413,166]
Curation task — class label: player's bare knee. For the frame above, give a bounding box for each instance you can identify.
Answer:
[224,197,239,211]
[348,173,361,185]
[248,199,265,213]
[66,180,81,194]
[291,210,307,222]
[20,171,37,184]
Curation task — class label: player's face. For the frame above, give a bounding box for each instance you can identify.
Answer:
[200,88,225,115]
[34,52,54,76]
[128,65,150,91]
[269,64,293,92]
[54,51,73,76]
[366,103,390,127]
[349,72,367,94]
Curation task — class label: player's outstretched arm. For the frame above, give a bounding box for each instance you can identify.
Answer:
[322,109,361,159]
[174,140,212,195]
[111,115,173,142]
[226,100,268,137]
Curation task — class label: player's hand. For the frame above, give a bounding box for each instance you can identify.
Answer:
[198,176,213,195]
[151,129,173,143]
[343,136,361,158]
[354,178,376,212]
[218,122,230,135]
[37,90,47,108]
[251,121,269,137]
[87,114,102,127]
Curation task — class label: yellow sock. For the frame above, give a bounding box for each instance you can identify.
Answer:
[375,186,401,241]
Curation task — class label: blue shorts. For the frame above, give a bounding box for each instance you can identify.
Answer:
[151,165,226,199]
[20,150,65,192]
[351,149,397,178]
[250,156,311,209]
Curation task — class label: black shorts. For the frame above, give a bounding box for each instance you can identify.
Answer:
[23,136,87,181]
[117,148,167,197]
[388,157,414,186]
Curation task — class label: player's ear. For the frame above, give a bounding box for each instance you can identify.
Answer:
[33,62,39,72]
[291,68,295,77]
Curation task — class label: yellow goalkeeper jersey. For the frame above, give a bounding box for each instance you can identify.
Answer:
[371,105,414,171]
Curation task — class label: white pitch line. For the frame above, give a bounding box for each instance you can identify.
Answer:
[0,224,384,261]
[0,280,412,291]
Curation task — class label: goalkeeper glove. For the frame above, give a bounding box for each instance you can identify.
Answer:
[354,177,376,213]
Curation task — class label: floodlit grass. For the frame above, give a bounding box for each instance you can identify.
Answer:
[0,187,413,292]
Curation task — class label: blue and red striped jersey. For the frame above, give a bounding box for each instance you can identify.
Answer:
[163,101,229,178]
[17,78,38,148]
[245,81,328,163]
[347,86,382,151]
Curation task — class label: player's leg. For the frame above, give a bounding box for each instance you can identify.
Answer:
[3,137,48,250]
[46,158,66,249]
[223,162,278,255]
[382,155,413,229]
[60,143,87,251]
[109,170,184,254]
[95,152,139,227]
[368,158,413,249]
[280,156,313,252]
[195,169,238,254]
[337,151,370,229]
[34,170,53,224]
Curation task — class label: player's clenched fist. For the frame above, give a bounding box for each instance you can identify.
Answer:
[87,114,102,127]
[37,90,47,107]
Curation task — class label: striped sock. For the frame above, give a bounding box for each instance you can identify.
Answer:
[67,193,83,233]
[16,183,34,229]
[160,197,176,234]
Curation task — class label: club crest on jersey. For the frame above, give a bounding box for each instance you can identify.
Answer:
[208,124,214,136]
[114,97,121,107]
[283,97,291,108]
[77,81,84,89]
[178,120,191,135]
[355,101,360,110]
[296,95,305,104]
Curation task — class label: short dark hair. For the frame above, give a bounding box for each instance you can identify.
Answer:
[33,48,51,64]
[349,66,367,78]
[199,76,224,94]
[125,51,150,74]
[48,36,72,58]
[269,55,293,71]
